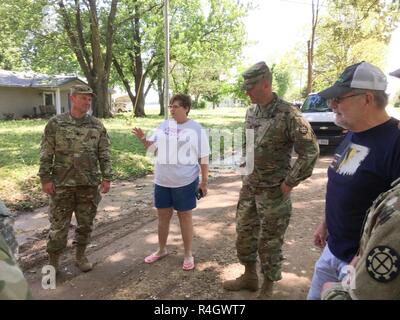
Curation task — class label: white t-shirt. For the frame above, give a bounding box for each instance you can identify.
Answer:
[149,119,210,188]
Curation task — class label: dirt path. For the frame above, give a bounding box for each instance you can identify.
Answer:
[17,155,332,300]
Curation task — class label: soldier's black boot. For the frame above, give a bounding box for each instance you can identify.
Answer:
[48,252,60,274]
[257,277,274,299]
[75,245,93,272]
[223,263,258,292]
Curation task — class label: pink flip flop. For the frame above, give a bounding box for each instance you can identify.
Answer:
[182,256,195,271]
[144,252,169,264]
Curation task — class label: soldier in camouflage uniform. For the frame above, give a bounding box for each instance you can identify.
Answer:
[322,178,400,300]
[38,84,113,273]
[223,62,319,298]
[0,200,32,299]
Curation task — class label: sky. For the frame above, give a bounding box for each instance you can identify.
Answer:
[243,0,400,96]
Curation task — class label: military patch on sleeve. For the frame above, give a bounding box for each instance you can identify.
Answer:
[366,246,400,283]
[299,125,308,135]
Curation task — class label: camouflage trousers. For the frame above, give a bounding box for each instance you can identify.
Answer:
[47,186,101,254]
[235,184,292,282]
[0,235,32,300]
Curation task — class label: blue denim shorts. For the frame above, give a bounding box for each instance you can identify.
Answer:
[154,177,199,211]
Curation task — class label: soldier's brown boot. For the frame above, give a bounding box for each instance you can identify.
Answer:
[75,246,93,272]
[223,263,258,292]
[257,278,274,299]
[48,252,60,274]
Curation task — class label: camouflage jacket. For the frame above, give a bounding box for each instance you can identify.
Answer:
[38,113,113,186]
[0,201,31,300]
[0,234,32,300]
[0,200,18,256]
[323,179,400,300]
[243,94,319,188]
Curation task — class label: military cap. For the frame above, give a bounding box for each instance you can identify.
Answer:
[241,61,271,91]
[71,84,95,96]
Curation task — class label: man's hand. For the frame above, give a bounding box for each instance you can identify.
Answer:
[280,182,293,199]
[42,181,55,195]
[314,220,328,248]
[101,180,111,194]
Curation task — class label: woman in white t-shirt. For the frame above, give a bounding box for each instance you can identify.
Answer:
[132,94,209,271]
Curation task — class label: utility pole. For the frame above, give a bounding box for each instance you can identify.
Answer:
[164,0,170,120]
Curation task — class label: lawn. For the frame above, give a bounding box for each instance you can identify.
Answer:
[0,107,246,211]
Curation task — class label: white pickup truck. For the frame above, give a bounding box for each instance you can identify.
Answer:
[300,93,347,147]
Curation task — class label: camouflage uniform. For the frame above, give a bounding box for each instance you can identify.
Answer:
[38,111,112,255]
[323,179,400,300]
[0,201,32,300]
[236,62,319,282]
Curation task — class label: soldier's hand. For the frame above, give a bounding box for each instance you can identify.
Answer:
[280,182,293,199]
[101,180,111,194]
[42,182,55,195]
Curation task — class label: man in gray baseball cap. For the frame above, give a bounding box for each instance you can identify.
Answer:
[223,61,319,298]
[308,61,400,299]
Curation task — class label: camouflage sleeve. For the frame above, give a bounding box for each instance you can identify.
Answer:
[38,118,57,183]
[0,235,32,300]
[0,201,18,257]
[241,107,255,164]
[322,283,352,300]
[98,124,113,181]
[348,200,400,300]
[284,110,319,187]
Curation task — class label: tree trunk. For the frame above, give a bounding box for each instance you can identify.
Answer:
[58,0,118,118]
[112,56,137,115]
[132,4,146,117]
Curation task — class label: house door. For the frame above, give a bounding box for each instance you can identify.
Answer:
[43,92,55,106]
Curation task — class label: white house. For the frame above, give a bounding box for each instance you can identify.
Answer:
[0,69,87,119]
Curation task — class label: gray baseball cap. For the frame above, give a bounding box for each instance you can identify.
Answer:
[71,84,95,96]
[318,61,387,99]
[390,68,400,78]
[241,61,271,91]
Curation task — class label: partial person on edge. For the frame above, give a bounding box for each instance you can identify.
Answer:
[0,200,32,299]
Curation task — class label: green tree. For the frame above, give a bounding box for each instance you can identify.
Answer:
[169,0,248,104]
[313,0,400,91]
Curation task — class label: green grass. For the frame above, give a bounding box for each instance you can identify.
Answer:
[0,107,246,211]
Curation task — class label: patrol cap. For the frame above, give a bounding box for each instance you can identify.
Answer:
[241,61,272,91]
[390,68,400,79]
[319,61,387,99]
[71,84,96,96]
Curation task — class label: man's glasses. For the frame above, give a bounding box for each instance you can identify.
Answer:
[168,104,183,109]
[327,93,365,107]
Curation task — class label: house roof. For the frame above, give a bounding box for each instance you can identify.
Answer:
[0,69,85,88]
